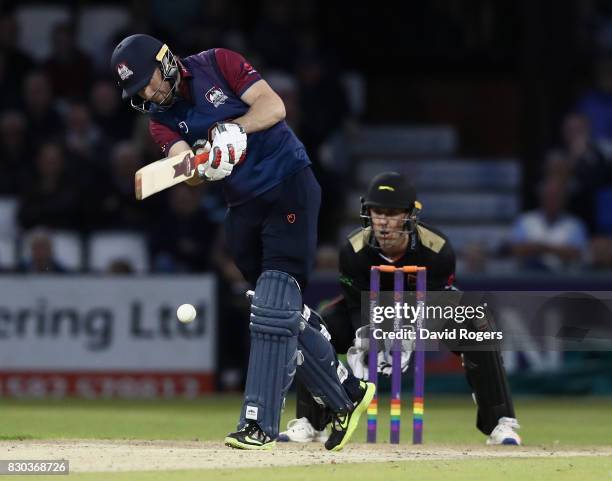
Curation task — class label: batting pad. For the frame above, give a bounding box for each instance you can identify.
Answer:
[296,322,354,414]
[239,270,302,438]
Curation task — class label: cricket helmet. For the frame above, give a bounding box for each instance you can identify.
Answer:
[360,172,422,246]
[110,34,179,113]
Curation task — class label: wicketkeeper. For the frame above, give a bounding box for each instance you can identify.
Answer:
[281,172,521,446]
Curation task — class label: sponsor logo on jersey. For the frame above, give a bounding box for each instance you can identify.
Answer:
[117,63,133,81]
[205,86,228,107]
[178,121,189,134]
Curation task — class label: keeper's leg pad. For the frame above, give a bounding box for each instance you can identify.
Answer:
[462,350,516,435]
[296,320,354,414]
[239,270,302,438]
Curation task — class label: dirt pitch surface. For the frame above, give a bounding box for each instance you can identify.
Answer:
[2,440,612,473]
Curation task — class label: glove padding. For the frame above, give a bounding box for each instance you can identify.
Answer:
[346,325,415,380]
[347,347,392,381]
[198,122,247,181]
[192,138,211,156]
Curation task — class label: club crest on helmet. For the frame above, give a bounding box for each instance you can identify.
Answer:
[116,63,133,81]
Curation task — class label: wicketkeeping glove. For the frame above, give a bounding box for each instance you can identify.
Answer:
[346,325,415,380]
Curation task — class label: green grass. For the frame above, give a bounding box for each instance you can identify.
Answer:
[0,396,610,446]
[4,457,612,481]
[1,396,610,481]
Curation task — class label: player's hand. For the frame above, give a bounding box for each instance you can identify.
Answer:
[347,346,411,380]
[379,325,414,375]
[186,139,210,185]
[201,122,247,181]
[347,326,414,379]
[377,350,412,376]
[346,346,368,380]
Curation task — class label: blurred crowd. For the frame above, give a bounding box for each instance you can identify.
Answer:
[462,60,612,275]
[0,1,355,278]
[0,1,611,282]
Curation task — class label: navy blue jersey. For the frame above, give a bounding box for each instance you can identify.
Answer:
[150,49,310,206]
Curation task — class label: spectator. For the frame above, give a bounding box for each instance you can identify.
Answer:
[543,148,573,183]
[266,71,300,131]
[64,102,106,167]
[18,228,67,273]
[297,54,349,156]
[576,56,612,145]
[149,184,218,272]
[588,236,612,270]
[22,71,63,139]
[106,258,135,274]
[251,0,297,70]
[89,141,151,230]
[296,54,350,243]
[459,242,490,274]
[509,177,588,271]
[90,79,136,141]
[18,142,82,230]
[545,114,612,233]
[0,14,33,96]
[558,113,612,233]
[43,22,93,100]
[0,110,28,194]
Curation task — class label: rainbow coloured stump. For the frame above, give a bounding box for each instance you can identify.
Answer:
[366,265,427,445]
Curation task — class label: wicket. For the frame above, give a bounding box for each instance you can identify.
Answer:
[366,265,427,444]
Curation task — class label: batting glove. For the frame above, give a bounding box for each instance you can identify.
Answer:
[199,122,247,181]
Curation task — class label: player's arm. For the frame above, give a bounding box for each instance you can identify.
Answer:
[339,245,368,332]
[168,140,191,157]
[233,80,285,133]
[214,48,285,134]
[148,120,205,186]
[430,240,457,289]
[195,49,282,182]
[168,141,205,187]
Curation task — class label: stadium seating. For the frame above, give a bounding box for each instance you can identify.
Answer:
[88,231,149,273]
[20,229,83,271]
[15,5,71,61]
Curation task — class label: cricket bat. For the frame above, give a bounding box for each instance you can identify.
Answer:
[135,150,209,200]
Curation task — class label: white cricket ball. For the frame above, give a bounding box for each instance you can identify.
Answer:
[176,303,197,323]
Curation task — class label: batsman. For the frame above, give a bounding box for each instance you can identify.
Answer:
[111,34,374,450]
[281,172,522,446]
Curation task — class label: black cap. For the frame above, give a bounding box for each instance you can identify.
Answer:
[363,172,417,210]
[110,34,165,100]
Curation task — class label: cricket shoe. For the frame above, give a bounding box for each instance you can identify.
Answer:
[325,381,376,452]
[486,417,521,445]
[224,421,276,450]
[278,417,328,443]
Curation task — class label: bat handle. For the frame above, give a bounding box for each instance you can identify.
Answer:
[194,151,210,165]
